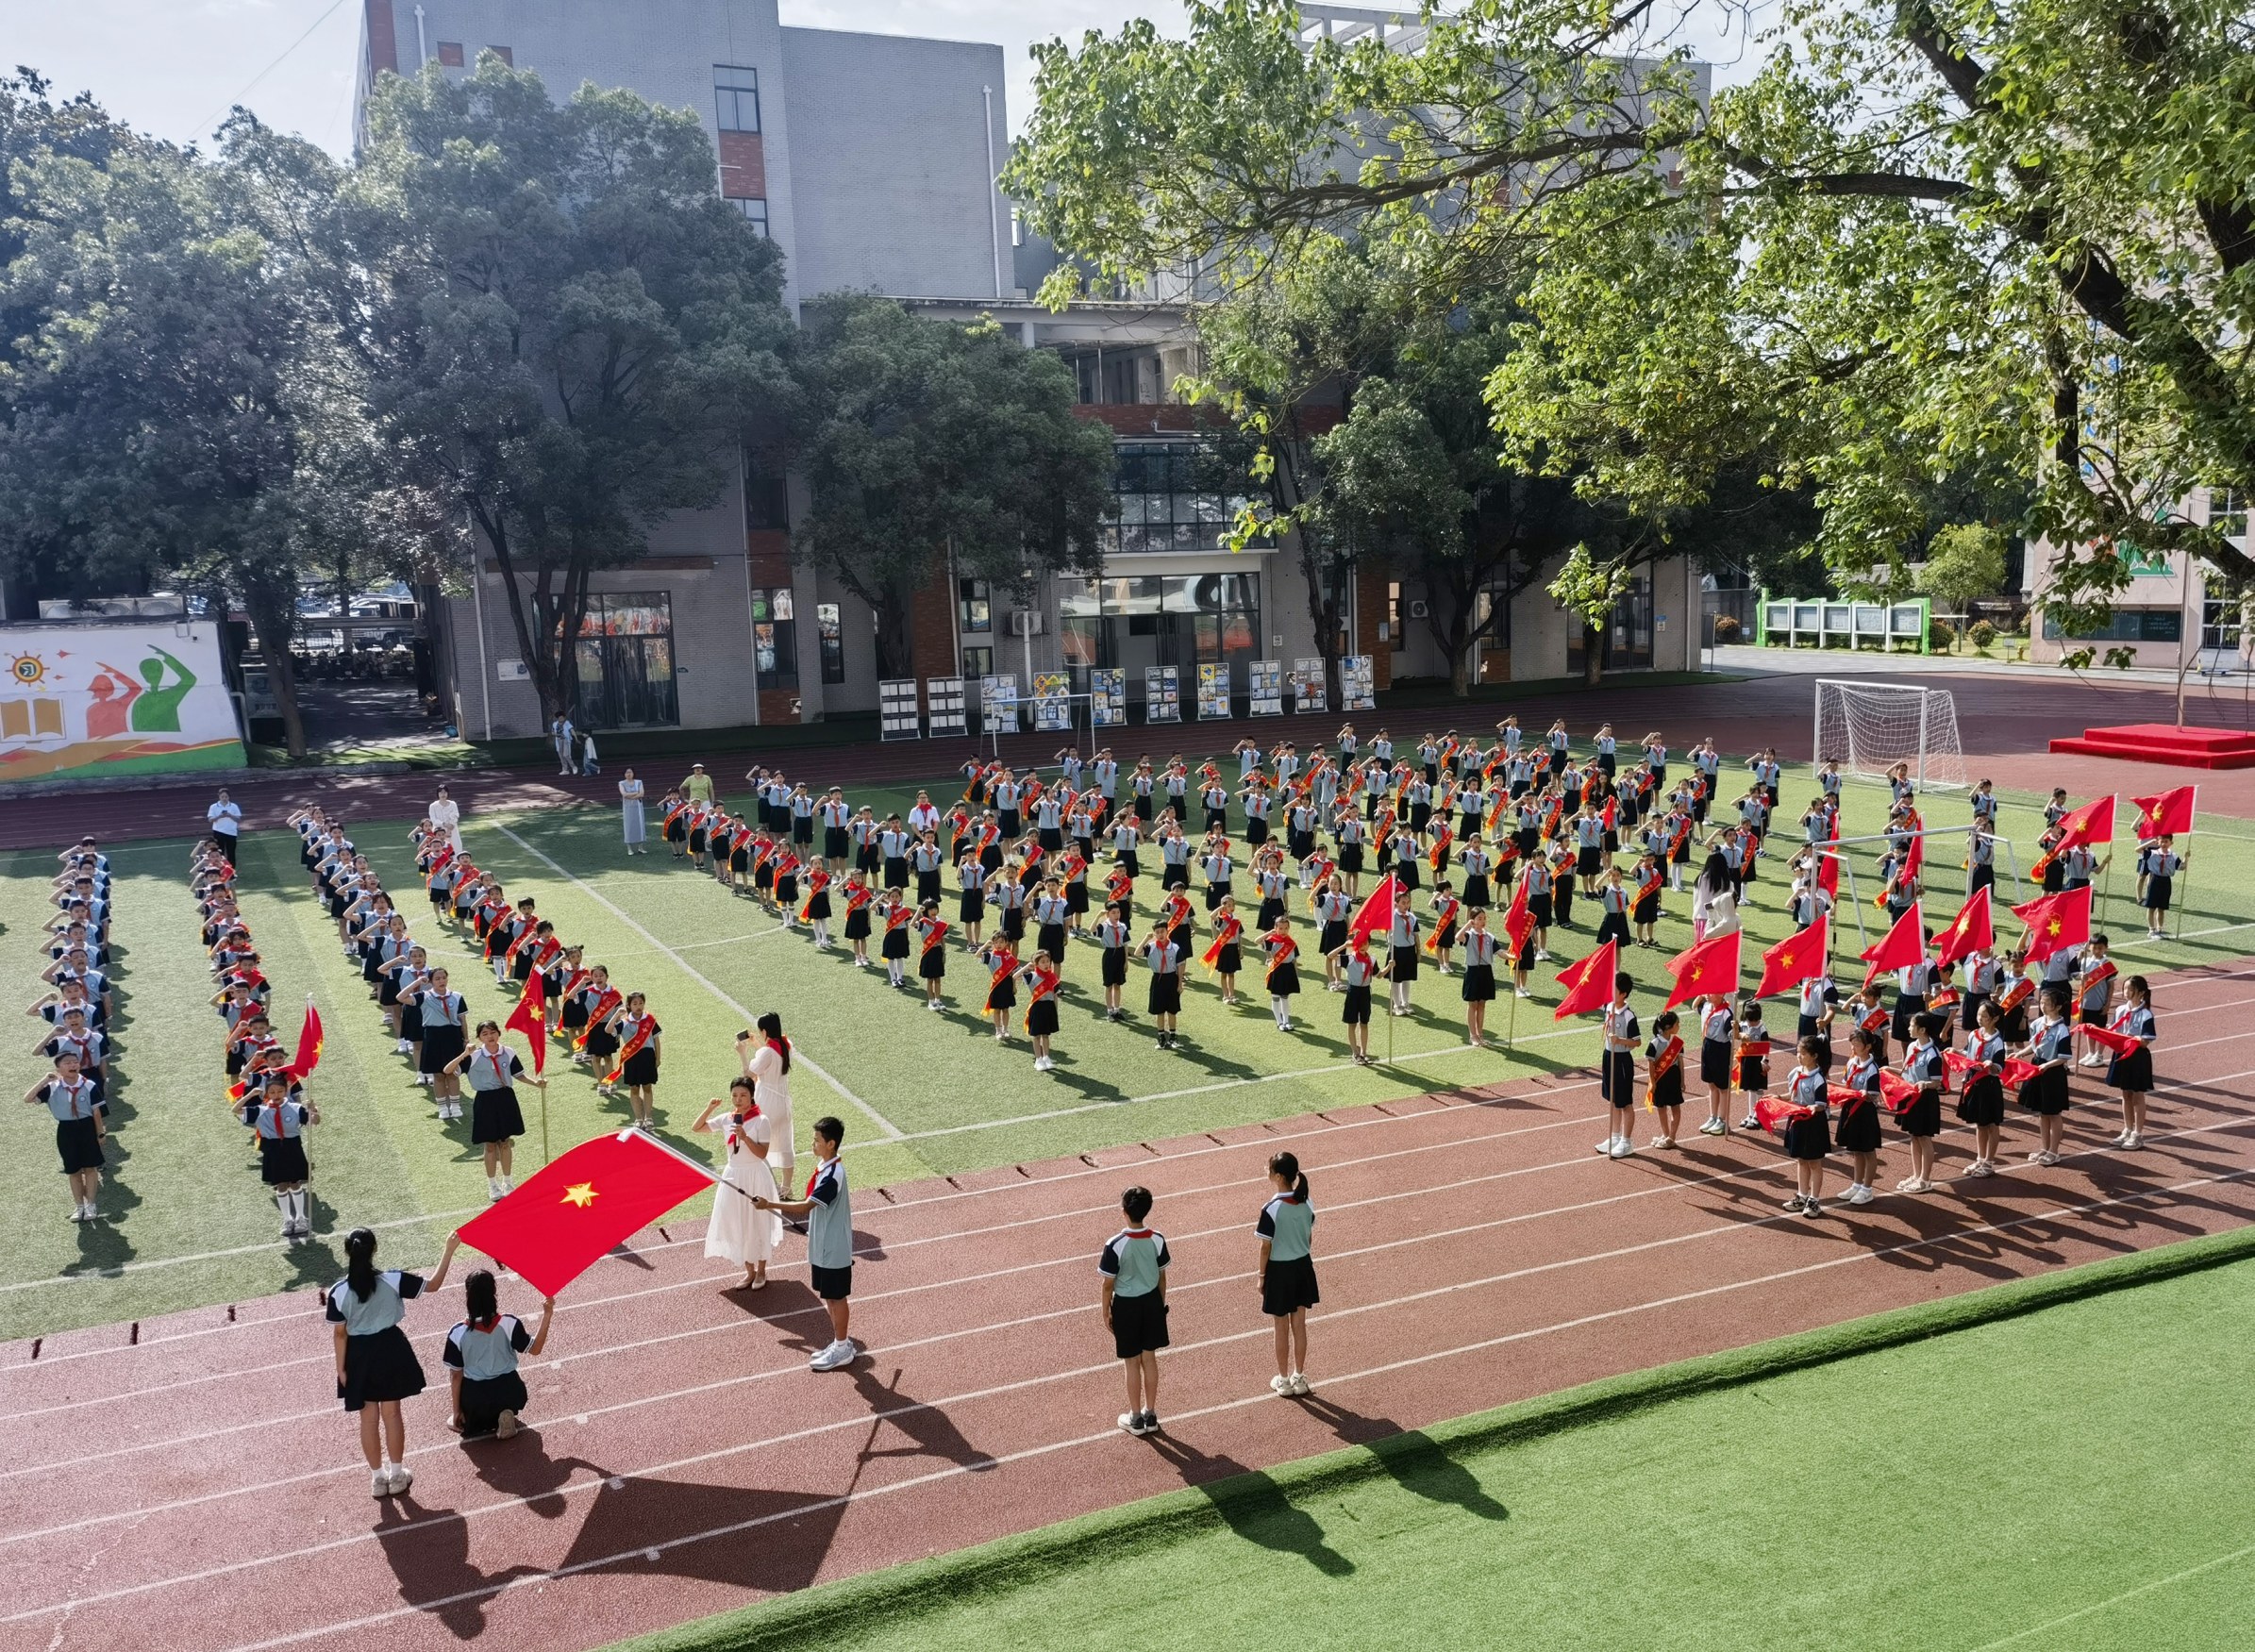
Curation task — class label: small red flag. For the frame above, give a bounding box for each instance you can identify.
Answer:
[290,1000,325,1082]
[1500,876,1533,958]
[2078,1024,2145,1057]
[2130,785,2196,842]
[1901,831,1925,882]
[2001,1057,2043,1090]
[1752,1095,1812,1134]
[1553,939,1619,1021]
[1858,900,1926,987]
[1662,926,1742,1011]
[506,971,548,1076]
[1814,849,1840,902]
[1346,874,1399,949]
[2056,794,2117,849]
[1931,886,1994,972]
[1878,1071,1921,1112]
[454,1128,713,1297]
[1755,915,1828,999]
[2013,884,2092,965]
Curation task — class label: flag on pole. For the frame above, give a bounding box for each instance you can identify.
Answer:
[1901,830,1925,882]
[453,1128,714,1297]
[1931,886,1994,972]
[505,971,548,1076]
[2055,794,2117,848]
[1553,939,1619,1021]
[1499,876,1533,959]
[1346,874,1399,950]
[2129,785,2197,842]
[1755,916,1829,999]
[2013,884,2093,965]
[1662,927,1743,1011]
[1858,900,1925,987]
[290,1000,325,1081]
[1814,848,1840,902]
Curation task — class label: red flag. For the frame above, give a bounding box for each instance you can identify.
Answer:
[2056,795,2117,848]
[2001,1057,2043,1090]
[2013,884,2092,965]
[1814,848,1840,902]
[2130,785,2197,842]
[1931,886,1994,972]
[1553,939,1619,1021]
[1662,927,1742,1011]
[1752,1095,1812,1134]
[1346,874,1399,949]
[1500,876,1533,958]
[1901,831,1925,881]
[506,971,548,1076]
[1878,1071,1921,1112]
[1756,916,1828,999]
[289,1000,325,1081]
[454,1128,713,1297]
[1858,901,1925,987]
[2079,1024,2146,1057]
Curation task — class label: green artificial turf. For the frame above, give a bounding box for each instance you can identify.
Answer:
[4,755,2251,1342]
[610,1230,2255,1652]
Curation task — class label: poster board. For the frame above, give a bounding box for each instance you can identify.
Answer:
[1144,665,1181,724]
[1195,662,1232,719]
[1341,654,1377,711]
[1090,668,1128,727]
[980,674,1021,735]
[1291,658,1328,714]
[1247,659,1285,716]
[0,620,245,783]
[925,676,968,738]
[877,678,921,741]
[1031,672,1072,733]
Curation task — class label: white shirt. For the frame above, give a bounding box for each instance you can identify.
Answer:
[908,803,940,833]
[747,1043,793,1113]
[208,800,242,837]
[426,798,461,852]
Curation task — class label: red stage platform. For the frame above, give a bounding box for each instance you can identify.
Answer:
[2047,723,2255,770]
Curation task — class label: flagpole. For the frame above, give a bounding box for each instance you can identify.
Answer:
[1506,982,1520,1054]
[2175,786,2198,943]
[541,1087,550,1168]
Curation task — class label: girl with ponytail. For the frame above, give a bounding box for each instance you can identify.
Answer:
[1255,1151,1318,1397]
[329,1226,456,1498]
[739,1010,796,1188]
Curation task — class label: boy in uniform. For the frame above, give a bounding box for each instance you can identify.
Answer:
[758,1116,858,1371]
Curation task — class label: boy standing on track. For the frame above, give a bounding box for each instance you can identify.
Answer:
[1101,1185,1170,1437]
[757,1115,859,1371]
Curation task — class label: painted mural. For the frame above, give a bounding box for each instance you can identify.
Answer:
[0,622,245,783]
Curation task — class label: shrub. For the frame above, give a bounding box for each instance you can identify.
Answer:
[1712,614,1743,644]
[1969,619,1997,650]
[1929,617,1956,651]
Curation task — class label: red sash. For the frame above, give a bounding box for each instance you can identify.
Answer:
[920,920,950,956]
[576,989,623,1048]
[1996,977,2035,1012]
[606,1018,655,1083]
[1026,967,1061,1004]
[800,868,830,921]
[987,952,1019,994]
[1201,916,1243,968]
[1650,1035,1683,1079]
[844,883,874,911]
[1262,933,1299,987]
[884,906,912,934]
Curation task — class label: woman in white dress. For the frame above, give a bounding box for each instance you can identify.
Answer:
[693,1077,781,1287]
[426,786,463,855]
[739,1013,796,1191]
[619,769,647,854]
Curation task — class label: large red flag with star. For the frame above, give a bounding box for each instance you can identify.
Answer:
[2013,884,2093,965]
[1662,926,1742,1011]
[1553,939,1619,1021]
[1931,887,1994,972]
[289,1000,325,1082]
[1756,915,1829,999]
[1858,901,1925,988]
[453,1128,714,1297]
[2055,794,2117,848]
[2130,785,2196,842]
[1346,874,1400,950]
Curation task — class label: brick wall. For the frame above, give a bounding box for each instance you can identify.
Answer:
[366,0,398,74]
[909,558,955,689]
[717,130,765,199]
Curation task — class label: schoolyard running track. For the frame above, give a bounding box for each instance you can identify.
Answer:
[4,956,2254,1652]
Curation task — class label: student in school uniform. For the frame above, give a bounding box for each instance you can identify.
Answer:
[694,1076,784,1289]
[978,938,1022,1042]
[1893,1012,1948,1193]
[2103,975,2157,1149]
[1143,926,1187,1050]
[1831,1028,1884,1204]
[1100,1185,1171,1436]
[1206,895,1246,1007]
[1258,914,1302,1033]
[1094,900,1132,1023]
[1778,1038,1833,1215]
[1644,1010,1685,1149]
[239,1072,319,1238]
[1694,993,1736,1136]
[1595,975,1641,1159]
[2074,935,2118,1066]
[2136,837,2185,940]
[1459,909,1498,1048]
[1332,938,1386,1065]
[606,993,663,1129]
[1020,952,1064,1072]
[443,1260,554,1440]
[753,1115,859,1371]
[914,900,951,1010]
[409,969,469,1118]
[1956,1000,2009,1176]
[331,1226,455,1497]
[1732,994,1772,1133]
[445,1021,544,1199]
[1256,1150,1318,1397]
[24,1050,106,1222]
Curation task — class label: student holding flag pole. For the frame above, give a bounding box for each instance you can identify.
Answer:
[2131,783,2196,941]
[1552,938,1621,1148]
[2087,975,2157,1148]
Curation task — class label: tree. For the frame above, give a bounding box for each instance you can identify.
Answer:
[1009,0,2255,638]
[340,57,793,730]
[790,296,1116,679]
[1917,523,2010,625]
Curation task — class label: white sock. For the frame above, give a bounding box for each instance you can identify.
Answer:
[276,1191,292,1230]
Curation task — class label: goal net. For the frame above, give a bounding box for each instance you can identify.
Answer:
[1812,679,1967,792]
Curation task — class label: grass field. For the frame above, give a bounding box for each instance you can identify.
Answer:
[6,755,2252,1342]
[618,1238,2255,1652]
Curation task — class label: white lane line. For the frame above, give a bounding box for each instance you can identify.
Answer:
[13,1149,2250,1637]
[0,1205,487,1296]
[490,823,902,1140]
[1965,1541,2255,1651]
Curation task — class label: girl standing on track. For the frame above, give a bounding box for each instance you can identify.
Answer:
[1597,974,1640,1160]
[1834,1028,1884,1205]
[1695,993,1735,1136]
[2104,976,2157,1150]
[694,1076,783,1288]
[1779,1037,1831,1216]
[443,1255,554,1440]
[446,1021,543,1200]
[1893,1013,1947,1193]
[1257,1150,1317,1398]
[1956,1001,2009,1177]
[741,1012,798,1190]
[2017,987,2076,1166]
[1645,1010,1684,1149]
[331,1226,450,1498]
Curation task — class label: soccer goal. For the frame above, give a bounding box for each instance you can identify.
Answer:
[1812,679,1968,792]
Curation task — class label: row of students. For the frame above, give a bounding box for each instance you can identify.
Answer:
[25,839,121,1222]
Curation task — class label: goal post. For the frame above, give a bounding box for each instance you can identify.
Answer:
[1812,678,1968,793]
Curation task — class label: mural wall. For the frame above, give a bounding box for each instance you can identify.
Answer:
[0,621,245,783]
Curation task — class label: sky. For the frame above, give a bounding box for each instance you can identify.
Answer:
[1,0,1767,158]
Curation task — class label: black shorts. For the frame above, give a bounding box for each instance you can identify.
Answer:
[810,1262,854,1301]
[1110,1290,1170,1360]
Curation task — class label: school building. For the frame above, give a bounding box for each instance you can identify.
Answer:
[2023,486,2252,670]
[356,0,1704,740]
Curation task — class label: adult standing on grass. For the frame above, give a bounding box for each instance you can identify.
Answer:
[207,788,242,865]
[618,768,647,854]
[681,762,714,807]
[424,785,462,856]
[754,1115,858,1371]
[331,1227,455,1498]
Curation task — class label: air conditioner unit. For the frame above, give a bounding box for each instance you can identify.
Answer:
[1007,610,1044,638]
[1407,598,1430,621]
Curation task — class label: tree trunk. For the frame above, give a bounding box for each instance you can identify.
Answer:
[1297,539,1345,709]
[1582,622,1605,687]
[874,588,913,681]
[242,592,308,759]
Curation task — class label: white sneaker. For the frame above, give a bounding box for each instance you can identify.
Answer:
[1271,1374,1295,1395]
[2124,1131,2144,1150]
[1844,1184,1873,1205]
[386,1462,412,1493]
[495,1410,520,1439]
[1534,948,1550,961]
[810,1340,856,1372]
[1650,1136,1675,1150]
[1596,1138,1617,1156]
[1287,1374,1311,1396]
[1609,1138,1635,1159]
[372,1468,394,1498]
[1514,987,1532,999]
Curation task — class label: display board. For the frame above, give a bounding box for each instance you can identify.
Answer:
[1144,665,1181,724]
[1091,667,1128,727]
[1031,672,1072,733]
[980,674,1021,734]
[1195,662,1232,719]
[1247,659,1285,716]
[0,620,245,783]
[1290,658,1328,714]
[1341,654,1377,711]
[877,678,921,741]
[925,676,967,738]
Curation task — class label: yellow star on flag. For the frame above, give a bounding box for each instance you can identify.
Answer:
[2046,919,2063,938]
[560,1182,598,1208]
[1777,949,1796,969]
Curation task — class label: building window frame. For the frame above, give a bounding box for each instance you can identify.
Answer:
[573,592,678,728]
[750,586,799,689]
[714,65,760,133]
[958,577,993,634]
[817,602,845,684]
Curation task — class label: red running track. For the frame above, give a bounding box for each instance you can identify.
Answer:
[4,957,2254,1652]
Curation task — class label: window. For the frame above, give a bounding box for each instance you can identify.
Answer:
[2042,609,2183,642]
[1101,440,1261,554]
[960,644,994,680]
[958,577,993,633]
[1387,580,1405,653]
[743,448,787,531]
[2203,595,2245,654]
[817,602,845,684]
[751,587,798,689]
[573,593,677,727]
[435,42,465,67]
[1010,206,1024,248]
[1054,574,1261,681]
[487,45,512,65]
[714,65,760,133]
[2213,487,2247,543]
[734,197,769,237]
